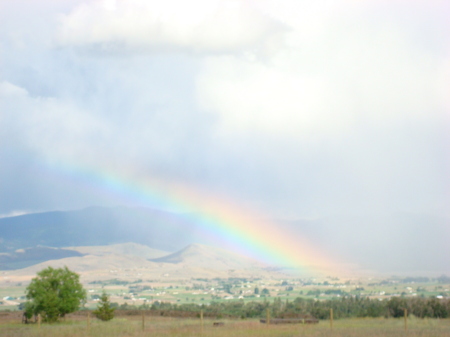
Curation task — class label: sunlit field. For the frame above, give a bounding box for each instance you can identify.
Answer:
[1,315,450,337]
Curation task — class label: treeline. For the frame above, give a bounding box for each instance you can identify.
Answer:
[116,297,450,320]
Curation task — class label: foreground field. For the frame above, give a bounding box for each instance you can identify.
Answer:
[1,315,450,337]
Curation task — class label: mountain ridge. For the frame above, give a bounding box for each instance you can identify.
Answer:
[0,206,204,253]
[1,206,449,274]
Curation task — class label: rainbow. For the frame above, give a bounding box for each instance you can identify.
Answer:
[40,161,344,275]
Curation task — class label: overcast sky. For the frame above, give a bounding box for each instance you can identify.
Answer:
[1,0,449,223]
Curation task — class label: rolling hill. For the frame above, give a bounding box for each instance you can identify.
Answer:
[150,243,266,270]
[66,242,169,259]
[4,243,281,283]
[1,206,449,275]
[0,246,83,270]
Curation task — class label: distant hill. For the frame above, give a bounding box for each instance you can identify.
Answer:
[6,243,280,282]
[0,246,83,270]
[11,252,158,276]
[0,206,205,253]
[1,206,449,274]
[67,242,169,259]
[0,243,168,271]
[150,243,266,270]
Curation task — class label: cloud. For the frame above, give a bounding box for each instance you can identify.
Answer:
[0,81,28,97]
[0,81,111,164]
[1,0,449,222]
[196,55,354,140]
[56,0,287,55]
[195,2,448,141]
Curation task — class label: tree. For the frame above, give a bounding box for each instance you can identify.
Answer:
[387,297,408,318]
[223,283,233,294]
[93,292,115,321]
[24,266,86,322]
[261,288,270,296]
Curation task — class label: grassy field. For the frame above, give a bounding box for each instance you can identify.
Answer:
[1,315,450,337]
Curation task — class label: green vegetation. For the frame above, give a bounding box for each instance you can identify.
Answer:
[93,292,115,321]
[2,274,450,321]
[1,274,450,337]
[23,266,86,322]
[114,296,450,320]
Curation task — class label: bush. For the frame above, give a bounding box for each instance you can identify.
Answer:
[93,292,115,321]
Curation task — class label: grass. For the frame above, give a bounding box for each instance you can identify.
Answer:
[1,316,450,337]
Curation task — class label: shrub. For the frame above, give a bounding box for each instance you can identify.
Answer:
[93,292,115,321]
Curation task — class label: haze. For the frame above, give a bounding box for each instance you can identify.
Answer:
[0,0,449,274]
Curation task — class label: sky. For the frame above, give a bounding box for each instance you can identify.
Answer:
[0,1,449,272]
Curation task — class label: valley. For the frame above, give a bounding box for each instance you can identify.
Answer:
[1,207,449,316]
[1,241,449,313]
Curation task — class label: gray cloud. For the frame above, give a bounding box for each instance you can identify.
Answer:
[0,0,449,273]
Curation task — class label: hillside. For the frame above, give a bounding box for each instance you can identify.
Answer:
[0,246,83,270]
[150,243,266,270]
[66,242,169,259]
[1,207,449,275]
[3,243,283,284]
[12,253,157,275]
[0,206,204,253]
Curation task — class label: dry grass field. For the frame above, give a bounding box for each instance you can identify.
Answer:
[1,312,450,337]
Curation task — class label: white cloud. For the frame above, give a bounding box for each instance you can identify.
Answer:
[56,0,287,54]
[0,81,111,163]
[0,81,28,97]
[196,55,354,140]
[438,57,450,111]
[1,0,449,220]
[196,3,447,140]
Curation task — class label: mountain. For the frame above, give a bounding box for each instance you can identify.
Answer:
[1,206,449,274]
[150,243,266,270]
[0,206,206,253]
[0,243,168,271]
[5,243,281,283]
[0,246,83,270]
[10,252,158,276]
[66,242,169,259]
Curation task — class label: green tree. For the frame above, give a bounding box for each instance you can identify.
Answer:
[223,283,233,294]
[93,292,115,321]
[387,297,408,318]
[24,266,86,322]
[261,288,270,296]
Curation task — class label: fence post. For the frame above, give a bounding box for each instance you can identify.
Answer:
[87,312,90,333]
[266,308,270,325]
[404,308,407,331]
[200,309,204,333]
[37,314,41,329]
[142,311,145,331]
[330,308,333,330]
